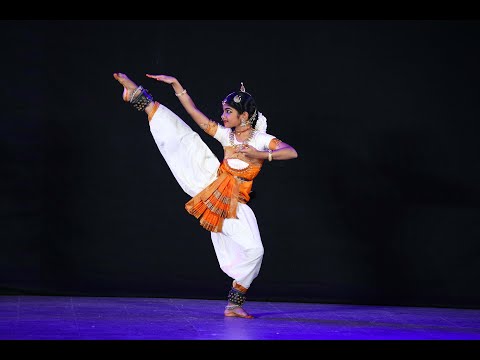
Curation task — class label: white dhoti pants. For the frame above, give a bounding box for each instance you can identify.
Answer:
[149,104,264,289]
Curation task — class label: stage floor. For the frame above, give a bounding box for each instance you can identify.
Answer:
[1,295,479,340]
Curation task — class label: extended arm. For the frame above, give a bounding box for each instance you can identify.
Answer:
[146,74,211,131]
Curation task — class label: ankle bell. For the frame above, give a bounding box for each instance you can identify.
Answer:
[130,86,154,111]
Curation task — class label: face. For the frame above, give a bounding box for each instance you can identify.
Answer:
[221,104,243,128]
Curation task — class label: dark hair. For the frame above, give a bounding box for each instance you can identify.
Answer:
[222,90,258,128]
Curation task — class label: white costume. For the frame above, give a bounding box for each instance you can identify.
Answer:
[149,104,278,289]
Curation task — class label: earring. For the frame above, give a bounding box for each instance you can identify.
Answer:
[240,117,247,127]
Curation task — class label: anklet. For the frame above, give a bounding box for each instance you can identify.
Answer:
[130,86,143,103]
[225,304,240,311]
[131,87,154,111]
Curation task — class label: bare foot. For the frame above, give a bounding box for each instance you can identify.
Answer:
[113,73,139,102]
[224,306,254,319]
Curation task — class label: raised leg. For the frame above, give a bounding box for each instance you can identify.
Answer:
[113,73,138,102]
[113,72,156,115]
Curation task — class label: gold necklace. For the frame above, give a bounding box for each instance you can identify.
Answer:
[235,127,251,135]
[230,128,256,146]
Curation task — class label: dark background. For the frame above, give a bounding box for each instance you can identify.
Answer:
[2,20,480,309]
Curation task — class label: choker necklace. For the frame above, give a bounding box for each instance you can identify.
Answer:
[235,127,251,135]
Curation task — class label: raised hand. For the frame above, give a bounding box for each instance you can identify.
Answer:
[146,74,177,84]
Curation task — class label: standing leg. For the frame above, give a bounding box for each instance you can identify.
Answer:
[211,203,264,319]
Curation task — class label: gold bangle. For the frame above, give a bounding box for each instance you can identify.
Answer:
[268,149,273,162]
[175,89,187,97]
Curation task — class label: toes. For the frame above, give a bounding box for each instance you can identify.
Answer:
[224,309,254,319]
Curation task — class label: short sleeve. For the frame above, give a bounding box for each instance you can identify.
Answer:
[254,132,281,151]
[203,120,219,137]
[268,137,283,150]
[213,123,231,146]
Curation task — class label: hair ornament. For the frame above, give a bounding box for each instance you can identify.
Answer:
[240,82,246,92]
[255,111,267,133]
